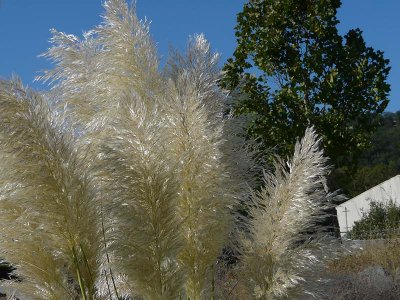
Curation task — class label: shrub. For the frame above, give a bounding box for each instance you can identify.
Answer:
[348,200,400,240]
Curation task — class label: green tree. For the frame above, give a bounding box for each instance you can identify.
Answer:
[221,0,390,167]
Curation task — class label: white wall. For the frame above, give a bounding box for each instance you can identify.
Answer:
[336,175,400,236]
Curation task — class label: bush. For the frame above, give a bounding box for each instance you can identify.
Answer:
[348,200,400,240]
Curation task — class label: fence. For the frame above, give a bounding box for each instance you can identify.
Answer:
[341,226,400,240]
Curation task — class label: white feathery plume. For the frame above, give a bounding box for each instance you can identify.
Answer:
[96,98,184,300]
[95,0,163,104]
[39,0,162,135]
[164,34,249,299]
[0,79,101,299]
[241,127,340,299]
[37,1,185,298]
[37,29,99,129]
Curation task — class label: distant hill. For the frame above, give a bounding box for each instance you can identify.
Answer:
[331,111,400,198]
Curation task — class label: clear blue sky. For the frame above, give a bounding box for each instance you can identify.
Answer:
[1,1,399,112]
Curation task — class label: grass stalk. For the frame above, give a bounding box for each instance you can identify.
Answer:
[72,245,88,300]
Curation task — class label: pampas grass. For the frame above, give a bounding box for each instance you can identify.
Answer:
[238,127,345,299]
[164,34,240,299]
[0,79,101,299]
[0,1,345,299]
[97,99,184,300]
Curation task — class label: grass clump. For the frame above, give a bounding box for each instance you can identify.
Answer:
[0,1,345,299]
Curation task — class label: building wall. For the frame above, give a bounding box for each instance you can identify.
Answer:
[336,175,400,236]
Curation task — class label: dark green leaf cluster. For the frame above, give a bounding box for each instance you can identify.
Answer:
[331,112,400,197]
[348,200,400,240]
[221,0,391,167]
[359,112,400,168]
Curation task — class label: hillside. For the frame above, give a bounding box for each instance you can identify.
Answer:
[333,111,400,198]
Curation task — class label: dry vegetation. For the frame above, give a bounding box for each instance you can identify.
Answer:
[328,239,400,299]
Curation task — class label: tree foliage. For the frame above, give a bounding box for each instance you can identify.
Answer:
[349,200,400,240]
[331,112,400,197]
[221,0,391,167]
